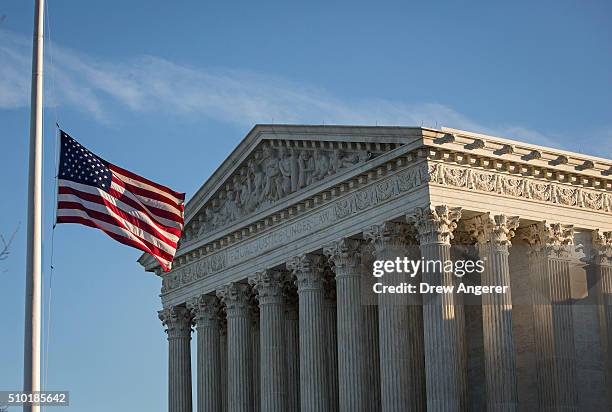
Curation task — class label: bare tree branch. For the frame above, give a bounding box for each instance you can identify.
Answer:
[0,221,21,262]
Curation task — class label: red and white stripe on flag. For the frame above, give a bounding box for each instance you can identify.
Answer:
[56,131,185,271]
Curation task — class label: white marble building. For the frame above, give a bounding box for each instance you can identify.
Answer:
[139,125,612,412]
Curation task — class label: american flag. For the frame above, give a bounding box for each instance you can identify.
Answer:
[56,130,185,271]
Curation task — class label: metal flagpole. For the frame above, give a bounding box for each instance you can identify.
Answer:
[24,0,45,411]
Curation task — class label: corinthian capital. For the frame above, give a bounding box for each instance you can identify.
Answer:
[216,282,252,317]
[491,214,521,245]
[363,221,414,257]
[408,204,462,246]
[249,269,286,304]
[520,222,574,246]
[188,294,221,326]
[323,238,363,270]
[158,306,193,339]
[287,253,325,291]
[519,221,574,257]
[592,229,612,265]
[464,213,520,246]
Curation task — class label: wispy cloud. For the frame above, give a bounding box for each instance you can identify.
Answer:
[1,29,609,157]
[0,31,476,128]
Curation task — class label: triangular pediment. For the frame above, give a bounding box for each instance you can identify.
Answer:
[178,125,423,244]
[138,125,426,271]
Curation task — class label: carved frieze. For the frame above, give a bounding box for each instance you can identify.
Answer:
[334,163,429,219]
[428,163,611,212]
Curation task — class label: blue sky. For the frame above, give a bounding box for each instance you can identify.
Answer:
[0,1,610,411]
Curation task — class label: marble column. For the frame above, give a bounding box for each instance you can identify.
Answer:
[450,233,469,411]
[521,222,578,411]
[250,270,288,412]
[220,316,228,412]
[288,254,330,412]
[363,306,381,412]
[324,238,366,412]
[323,266,339,412]
[159,306,194,412]
[592,230,612,402]
[251,307,261,412]
[218,283,253,412]
[188,295,222,412]
[364,221,424,412]
[466,213,520,411]
[409,205,463,411]
[361,245,381,412]
[284,287,301,412]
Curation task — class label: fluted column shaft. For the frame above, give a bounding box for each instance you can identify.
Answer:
[482,243,519,411]
[324,238,366,412]
[528,248,554,409]
[592,230,612,402]
[410,205,462,412]
[361,247,381,412]
[250,270,287,412]
[363,305,381,412]
[189,296,222,412]
[523,222,578,411]
[159,306,193,412]
[288,254,330,412]
[548,257,577,410]
[251,317,260,412]
[451,248,468,412]
[601,264,612,390]
[323,275,339,412]
[285,299,301,412]
[220,323,228,412]
[365,222,424,412]
[218,283,253,412]
[467,214,520,411]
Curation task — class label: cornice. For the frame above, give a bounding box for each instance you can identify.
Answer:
[428,127,611,179]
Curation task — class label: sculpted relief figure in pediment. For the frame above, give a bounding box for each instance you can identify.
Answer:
[182,140,380,242]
